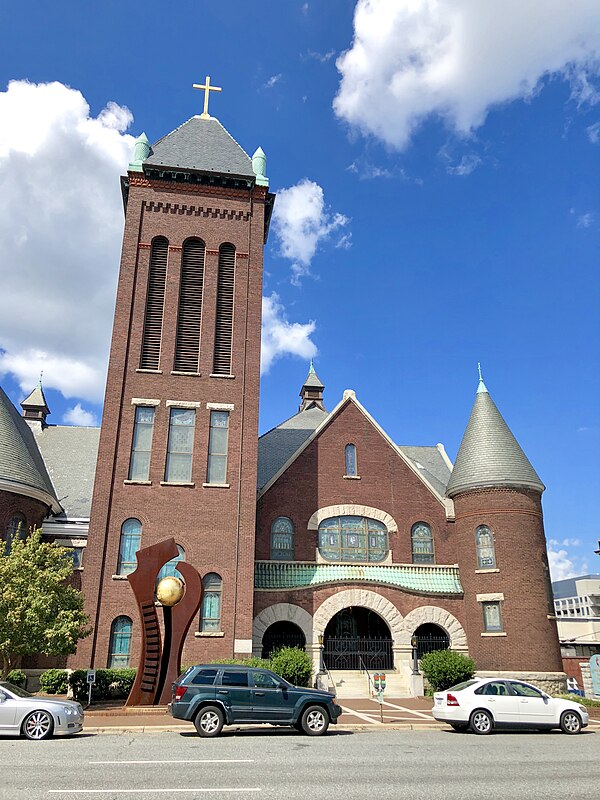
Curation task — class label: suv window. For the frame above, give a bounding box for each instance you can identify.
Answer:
[475,681,509,696]
[191,669,218,686]
[252,671,280,689]
[220,670,249,687]
[509,682,543,698]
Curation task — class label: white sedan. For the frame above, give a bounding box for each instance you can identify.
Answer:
[0,681,84,740]
[432,678,589,735]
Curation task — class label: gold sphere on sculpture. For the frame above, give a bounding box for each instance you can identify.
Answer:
[156,576,184,606]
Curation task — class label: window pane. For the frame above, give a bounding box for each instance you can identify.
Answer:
[166,453,193,483]
[192,669,217,686]
[129,451,150,482]
[209,426,228,454]
[483,602,502,632]
[345,444,357,476]
[207,455,227,484]
[220,671,248,687]
[412,523,434,564]
[129,407,155,482]
[157,545,185,581]
[201,573,222,632]
[117,519,141,574]
[108,616,132,668]
[172,408,196,426]
[206,411,229,484]
[318,516,388,563]
[476,526,496,569]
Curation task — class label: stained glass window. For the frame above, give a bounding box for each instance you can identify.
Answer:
[475,525,496,569]
[206,411,229,484]
[318,516,387,563]
[165,408,196,483]
[411,522,434,564]
[157,545,185,581]
[345,444,357,476]
[117,518,142,575]
[200,572,222,632]
[108,616,132,668]
[482,601,503,632]
[128,406,155,481]
[271,516,294,560]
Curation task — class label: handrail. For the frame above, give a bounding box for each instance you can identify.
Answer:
[358,654,376,697]
[321,657,336,697]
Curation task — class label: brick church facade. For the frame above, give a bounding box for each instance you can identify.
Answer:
[0,106,565,693]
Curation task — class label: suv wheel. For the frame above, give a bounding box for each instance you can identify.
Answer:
[300,705,329,736]
[194,705,225,738]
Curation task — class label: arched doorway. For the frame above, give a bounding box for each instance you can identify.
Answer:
[413,623,450,659]
[261,621,306,658]
[323,607,393,670]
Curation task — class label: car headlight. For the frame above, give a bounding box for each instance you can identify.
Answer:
[63,706,76,715]
[578,705,587,714]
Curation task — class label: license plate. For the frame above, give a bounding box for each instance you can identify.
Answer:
[435,697,443,705]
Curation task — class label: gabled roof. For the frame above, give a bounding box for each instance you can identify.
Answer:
[144,116,256,178]
[257,406,328,490]
[21,384,50,413]
[0,386,60,512]
[446,379,544,497]
[257,391,454,515]
[34,424,100,519]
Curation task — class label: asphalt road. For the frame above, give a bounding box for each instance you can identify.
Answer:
[0,727,598,800]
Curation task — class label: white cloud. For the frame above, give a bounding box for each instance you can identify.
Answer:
[334,0,600,150]
[264,74,283,89]
[261,293,317,373]
[63,403,98,427]
[446,153,482,176]
[304,50,336,63]
[577,211,594,228]
[548,539,589,581]
[587,121,600,142]
[271,179,349,283]
[0,80,135,402]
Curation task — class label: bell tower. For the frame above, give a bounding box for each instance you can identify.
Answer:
[80,81,274,669]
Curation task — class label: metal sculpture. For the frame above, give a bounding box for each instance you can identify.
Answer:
[126,537,202,706]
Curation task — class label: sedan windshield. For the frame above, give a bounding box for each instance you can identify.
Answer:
[0,681,32,698]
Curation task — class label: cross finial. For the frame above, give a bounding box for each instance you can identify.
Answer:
[477,362,483,382]
[192,75,222,119]
[39,369,43,388]
[309,359,315,374]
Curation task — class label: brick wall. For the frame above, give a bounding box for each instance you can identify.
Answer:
[77,175,267,670]
[0,490,48,542]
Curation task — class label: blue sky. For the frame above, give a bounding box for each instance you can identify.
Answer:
[0,1,599,578]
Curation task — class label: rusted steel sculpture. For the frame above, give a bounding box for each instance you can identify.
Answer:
[126,537,202,706]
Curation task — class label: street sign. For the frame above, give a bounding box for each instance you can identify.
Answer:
[86,669,96,684]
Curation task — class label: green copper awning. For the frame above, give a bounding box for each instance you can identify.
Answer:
[255,561,463,595]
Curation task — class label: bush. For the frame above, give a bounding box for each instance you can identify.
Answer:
[69,668,137,702]
[270,647,313,687]
[7,669,27,688]
[39,669,69,695]
[211,657,271,669]
[420,650,475,692]
[558,693,600,708]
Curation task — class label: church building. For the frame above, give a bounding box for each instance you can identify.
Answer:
[0,92,565,695]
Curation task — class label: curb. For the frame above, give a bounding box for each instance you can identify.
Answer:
[83,723,448,735]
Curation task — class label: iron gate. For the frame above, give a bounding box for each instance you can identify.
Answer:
[323,637,393,670]
[415,635,450,659]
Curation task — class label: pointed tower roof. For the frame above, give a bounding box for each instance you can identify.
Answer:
[0,386,60,512]
[144,116,256,179]
[21,383,50,414]
[446,378,544,498]
[299,361,326,412]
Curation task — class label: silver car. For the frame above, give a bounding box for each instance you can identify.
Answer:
[0,681,84,740]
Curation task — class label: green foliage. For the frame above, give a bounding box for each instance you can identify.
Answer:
[420,650,476,692]
[0,529,91,678]
[210,657,271,669]
[558,693,600,708]
[39,668,69,694]
[269,647,313,687]
[6,669,27,688]
[69,668,137,702]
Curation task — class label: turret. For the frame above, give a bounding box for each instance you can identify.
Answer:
[299,361,325,412]
[20,381,50,429]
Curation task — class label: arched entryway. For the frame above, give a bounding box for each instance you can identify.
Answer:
[261,621,306,658]
[413,623,450,659]
[323,607,393,671]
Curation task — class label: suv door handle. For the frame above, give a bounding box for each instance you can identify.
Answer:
[255,691,265,696]
[217,690,229,694]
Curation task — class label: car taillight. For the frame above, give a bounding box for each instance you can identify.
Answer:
[174,685,186,702]
[446,693,460,706]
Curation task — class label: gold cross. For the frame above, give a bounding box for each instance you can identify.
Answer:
[192,75,222,119]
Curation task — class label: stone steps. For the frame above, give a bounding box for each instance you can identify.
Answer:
[328,670,411,698]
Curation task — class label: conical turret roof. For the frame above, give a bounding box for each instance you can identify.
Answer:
[446,378,544,497]
[302,360,324,390]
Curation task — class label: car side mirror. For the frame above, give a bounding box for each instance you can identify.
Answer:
[0,692,6,703]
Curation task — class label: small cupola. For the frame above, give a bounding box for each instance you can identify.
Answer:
[299,361,326,412]
[21,380,50,429]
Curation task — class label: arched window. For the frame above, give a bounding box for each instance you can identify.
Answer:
[212,243,235,375]
[117,518,142,575]
[174,238,206,372]
[318,516,388,563]
[270,517,294,560]
[200,572,222,632]
[157,545,185,581]
[475,525,496,569]
[3,512,26,554]
[140,236,168,370]
[345,444,357,476]
[411,522,434,564]
[108,616,132,668]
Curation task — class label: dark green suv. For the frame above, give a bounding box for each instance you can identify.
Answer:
[169,664,342,737]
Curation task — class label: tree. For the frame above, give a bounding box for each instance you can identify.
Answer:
[0,529,91,678]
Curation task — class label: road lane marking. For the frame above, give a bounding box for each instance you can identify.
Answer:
[89,760,254,765]
[48,790,261,795]
[339,704,382,724]
[380,700,435,719]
